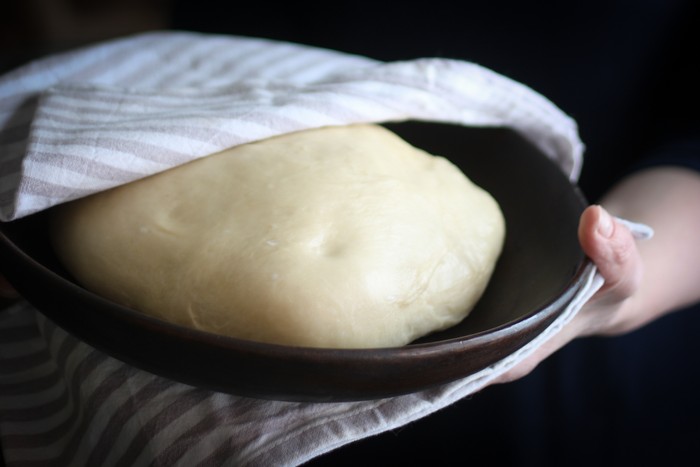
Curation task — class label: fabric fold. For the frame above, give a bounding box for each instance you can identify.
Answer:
[1,32,582,221]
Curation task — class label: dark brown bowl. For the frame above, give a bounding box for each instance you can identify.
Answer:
[0,121,591,402]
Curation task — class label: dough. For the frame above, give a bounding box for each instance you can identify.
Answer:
[50,124,505,348]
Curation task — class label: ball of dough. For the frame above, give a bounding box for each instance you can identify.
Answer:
[50,124,505,349]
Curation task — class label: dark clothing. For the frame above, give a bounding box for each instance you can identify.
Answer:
[171,2,700,465]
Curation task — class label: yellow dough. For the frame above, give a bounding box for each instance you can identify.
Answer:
[50,124,505,348]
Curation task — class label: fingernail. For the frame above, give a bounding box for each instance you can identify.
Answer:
[596,206,614,238]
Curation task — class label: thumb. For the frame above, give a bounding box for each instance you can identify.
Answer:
[578,205,643,303]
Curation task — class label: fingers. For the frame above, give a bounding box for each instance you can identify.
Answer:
[495,205,645,385]
[578,205,643,303]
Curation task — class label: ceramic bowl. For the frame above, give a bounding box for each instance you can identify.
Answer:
[0,121,591,401]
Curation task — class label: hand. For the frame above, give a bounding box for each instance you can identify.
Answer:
[494,166,700,384]
[494,205,642,383]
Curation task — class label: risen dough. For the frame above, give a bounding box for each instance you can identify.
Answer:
[50,124,505,348]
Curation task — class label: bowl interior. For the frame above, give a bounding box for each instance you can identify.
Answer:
[385,122,586,342]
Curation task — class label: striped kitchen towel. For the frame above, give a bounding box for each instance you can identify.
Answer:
[0,31,606,466]
[0,271,606,466]
[0,31,583,222]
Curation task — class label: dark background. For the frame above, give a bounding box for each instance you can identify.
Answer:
[1,0,171,73]
[3,0,697,201]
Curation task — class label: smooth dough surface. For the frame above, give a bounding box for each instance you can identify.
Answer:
[50,124,505,348]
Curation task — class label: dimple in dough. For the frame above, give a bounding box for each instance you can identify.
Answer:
[50,124,505,349]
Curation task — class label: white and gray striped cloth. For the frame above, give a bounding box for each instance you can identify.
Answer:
[0,31,612,466]
[0,31,584,222]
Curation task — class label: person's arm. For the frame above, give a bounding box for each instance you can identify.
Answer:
[497,165,700,382]
[598,166,700,328]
